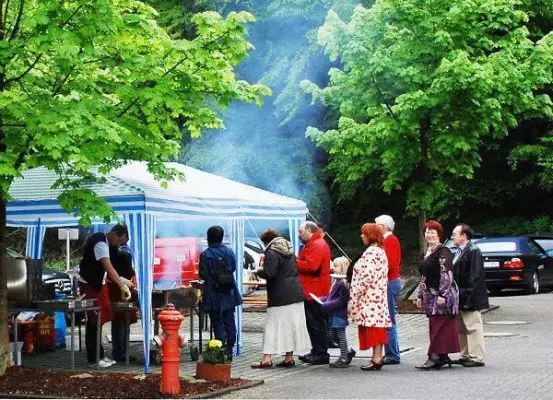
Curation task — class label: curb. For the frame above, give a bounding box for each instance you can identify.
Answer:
[482,304,500,314]
[0,380,265,399]
[399,304,500,315]
[190,379,264,399]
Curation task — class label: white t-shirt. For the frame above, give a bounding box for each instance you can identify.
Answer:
[94,240,110,260]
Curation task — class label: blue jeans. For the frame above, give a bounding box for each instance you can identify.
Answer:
[385,278,402,362]
[209,309,236,355]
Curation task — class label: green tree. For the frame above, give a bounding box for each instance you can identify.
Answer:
[303,0,553,249]
[0,0,269,374]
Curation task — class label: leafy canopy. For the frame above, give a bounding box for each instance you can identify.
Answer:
[0,0,269,223]
[304,0,553,216]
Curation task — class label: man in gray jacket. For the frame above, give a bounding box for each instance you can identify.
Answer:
[451,223,489,367]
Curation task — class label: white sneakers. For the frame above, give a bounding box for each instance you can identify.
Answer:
[92,357,117,368]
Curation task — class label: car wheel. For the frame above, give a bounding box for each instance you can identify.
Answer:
[525,270,539,295]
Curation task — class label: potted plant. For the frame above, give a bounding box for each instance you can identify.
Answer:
[195,339,231,382]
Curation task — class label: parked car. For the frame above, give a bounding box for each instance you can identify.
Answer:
[475,236,553,295]
[444,233,486,254]
[5,248,72,297]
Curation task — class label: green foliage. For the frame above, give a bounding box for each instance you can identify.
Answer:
[0,0,269,224]
[475,215,553,236]
[510,128,553,189]
[304,0,553,217]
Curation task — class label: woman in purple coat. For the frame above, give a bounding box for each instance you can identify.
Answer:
[416,220,460,370]
[321,257,356,368]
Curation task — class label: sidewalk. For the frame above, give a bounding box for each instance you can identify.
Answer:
[16,308,429,381]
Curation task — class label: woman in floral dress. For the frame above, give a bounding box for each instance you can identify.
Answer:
[416,220,460,370]
[348,223,391,371]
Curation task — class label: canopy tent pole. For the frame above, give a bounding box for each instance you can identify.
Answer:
[25,219,47,259]
[228,217,244,355]
[288,218,301,255]
[123,212,156,374]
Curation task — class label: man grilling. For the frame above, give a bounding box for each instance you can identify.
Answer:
[107,243,138,362]
[78,224,132,368]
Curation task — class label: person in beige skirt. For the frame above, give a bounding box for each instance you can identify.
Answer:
[251,229,311,368]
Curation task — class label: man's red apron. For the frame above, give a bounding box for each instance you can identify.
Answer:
[78,282,113,326]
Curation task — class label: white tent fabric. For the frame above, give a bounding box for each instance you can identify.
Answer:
[7,162,307,373]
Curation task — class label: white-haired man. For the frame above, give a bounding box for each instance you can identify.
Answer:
[375,215,402,365]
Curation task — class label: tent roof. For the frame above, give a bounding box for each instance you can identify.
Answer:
[7,162,307,225]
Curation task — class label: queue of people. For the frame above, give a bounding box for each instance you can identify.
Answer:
[247,216,488,371]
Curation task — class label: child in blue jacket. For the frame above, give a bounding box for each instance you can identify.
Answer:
[321,257,356,368]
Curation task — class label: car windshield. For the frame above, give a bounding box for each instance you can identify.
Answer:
[476,241,518,252]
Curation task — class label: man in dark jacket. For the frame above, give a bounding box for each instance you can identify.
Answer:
[451,223,489,367]
[199,225,243,361]
[296,221,331,365]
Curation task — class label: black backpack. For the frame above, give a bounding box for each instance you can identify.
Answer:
[213,255,234,294]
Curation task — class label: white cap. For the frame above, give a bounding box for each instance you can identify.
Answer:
[375,215,395,232]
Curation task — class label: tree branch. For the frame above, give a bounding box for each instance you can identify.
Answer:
[116,33,229,118]
[8,0,24,41]
[2,0,9,28]
[372,74,400,123]
[4,53,41,85]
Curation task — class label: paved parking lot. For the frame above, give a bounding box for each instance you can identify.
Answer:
[17,290,553,399]
[223,291,553,399]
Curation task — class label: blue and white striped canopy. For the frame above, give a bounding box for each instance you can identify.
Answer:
[7,162,307,373]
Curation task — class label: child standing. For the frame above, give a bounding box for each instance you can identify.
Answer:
[321,257,356,368]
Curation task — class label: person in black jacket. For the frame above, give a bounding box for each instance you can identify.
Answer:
[250,229,311,369]
[451,223,489,367]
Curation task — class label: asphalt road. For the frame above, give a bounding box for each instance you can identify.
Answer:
[223,290,553,399]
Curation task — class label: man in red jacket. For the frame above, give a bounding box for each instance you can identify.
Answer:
[296,221,331,365]
[375,214,402,365]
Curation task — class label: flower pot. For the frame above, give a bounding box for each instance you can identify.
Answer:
[195,360,231,382]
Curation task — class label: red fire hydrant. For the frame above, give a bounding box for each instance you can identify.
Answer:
[156,304,186,395]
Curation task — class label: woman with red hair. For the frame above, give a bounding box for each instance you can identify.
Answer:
[415,220,460,370]
[348,223,391,371]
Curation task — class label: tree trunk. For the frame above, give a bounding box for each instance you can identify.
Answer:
[0,198,8,375]
[417,209,427,255]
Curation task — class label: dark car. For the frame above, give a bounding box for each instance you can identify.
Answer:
[475,236,553,295]
[42,268,72,296]
[5,247,73,297]
[444,233,486,254]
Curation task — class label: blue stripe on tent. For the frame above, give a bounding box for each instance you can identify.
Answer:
[8,205,146,216]
[145,196,307,211]
[8,196,146,207]
[8,218,109,227]
[25,221,47,259]
[123,212,156,374]
[228,218,244,356]
[144,206,306,218]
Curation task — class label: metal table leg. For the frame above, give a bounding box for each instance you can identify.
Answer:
[14,317,20,366]
[198,304,202,355]
[96,310,101,369]
[125,310,130,366]
[71,311,75,370]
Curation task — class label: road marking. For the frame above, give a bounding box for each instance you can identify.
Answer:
[484,332,519,337]
[485,320,529,325]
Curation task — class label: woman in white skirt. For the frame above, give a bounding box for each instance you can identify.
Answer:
[251,229,311,368]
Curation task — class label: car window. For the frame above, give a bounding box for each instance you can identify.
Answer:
[476,241,518,252]
[528,240,546,256]
[244,239,264,254]
[534,239,553,252]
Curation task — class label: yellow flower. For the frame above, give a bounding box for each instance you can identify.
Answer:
[208,339,223,349]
